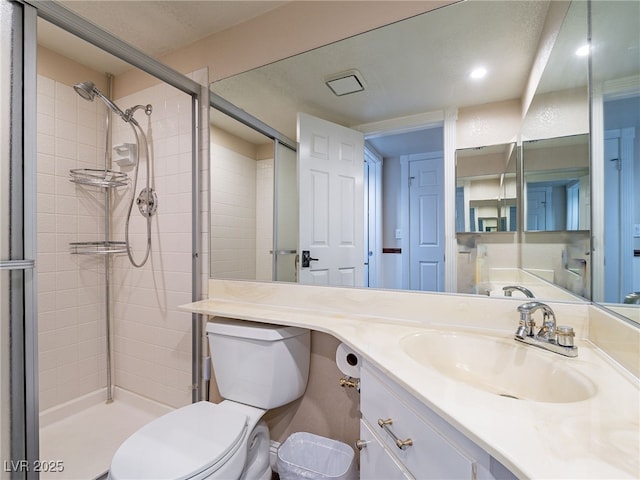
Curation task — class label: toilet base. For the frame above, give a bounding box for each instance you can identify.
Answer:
[239,420,271,480]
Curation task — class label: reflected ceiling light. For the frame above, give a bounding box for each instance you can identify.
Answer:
[325,69,366,96]
[575,44,590,57]
[470,67,487,79]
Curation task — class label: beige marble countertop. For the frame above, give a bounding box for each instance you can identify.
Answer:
[181,282,639,479]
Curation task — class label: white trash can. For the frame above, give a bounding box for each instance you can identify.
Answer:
[277,432,357,480]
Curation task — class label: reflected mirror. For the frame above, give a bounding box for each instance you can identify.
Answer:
[519,0,591,303]
[589,0,640,322]
[523,134,589,232]
[456,143,517,233]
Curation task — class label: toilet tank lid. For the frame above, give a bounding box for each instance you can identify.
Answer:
[206,317,309,341]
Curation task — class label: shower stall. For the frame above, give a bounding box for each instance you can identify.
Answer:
[2,3,206,477]
[31,14,205,480]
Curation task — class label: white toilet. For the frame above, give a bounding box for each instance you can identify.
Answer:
[108,318,311,480]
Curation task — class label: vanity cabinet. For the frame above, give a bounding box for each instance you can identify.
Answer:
[359,362,513,480]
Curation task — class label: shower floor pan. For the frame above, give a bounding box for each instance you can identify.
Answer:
[39,388,173,480]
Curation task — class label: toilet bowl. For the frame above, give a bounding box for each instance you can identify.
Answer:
[108,319,311,480]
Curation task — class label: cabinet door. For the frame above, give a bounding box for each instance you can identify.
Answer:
[361,365,475,479]
[360,419,414,480]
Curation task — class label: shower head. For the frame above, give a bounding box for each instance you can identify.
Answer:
[73,81,96,101]
[73,80,128,121]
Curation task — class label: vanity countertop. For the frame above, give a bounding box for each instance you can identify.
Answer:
[181,281,639,479]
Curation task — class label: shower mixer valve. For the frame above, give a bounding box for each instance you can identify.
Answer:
[136,187,158,217]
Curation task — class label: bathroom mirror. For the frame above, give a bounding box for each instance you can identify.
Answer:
[522,134,590,232]
[456,143,517,233]
[208,0,639,324]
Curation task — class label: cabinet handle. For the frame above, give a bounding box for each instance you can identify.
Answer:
[377,418,413,450]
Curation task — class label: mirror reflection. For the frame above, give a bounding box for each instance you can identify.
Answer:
[589,0,640,318]
[456,143,517,233]
[523,134,590,232]
[208,0,639,325]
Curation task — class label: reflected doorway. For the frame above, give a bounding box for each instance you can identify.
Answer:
[603,94,639,303]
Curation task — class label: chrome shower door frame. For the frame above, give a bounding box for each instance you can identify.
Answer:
[1,1,39,477]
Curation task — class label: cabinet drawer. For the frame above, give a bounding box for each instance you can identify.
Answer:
[360,419,414,480]
[361,365,475,479]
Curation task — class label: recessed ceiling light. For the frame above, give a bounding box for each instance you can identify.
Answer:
[325,69,366,96]
[575,44,590,57]
[470,67,487,80]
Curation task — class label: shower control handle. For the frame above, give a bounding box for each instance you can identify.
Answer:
[136,187,158,218]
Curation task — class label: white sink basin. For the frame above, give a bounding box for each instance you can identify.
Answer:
[400,331,596,403]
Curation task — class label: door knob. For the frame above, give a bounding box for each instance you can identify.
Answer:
[301,250,318,268]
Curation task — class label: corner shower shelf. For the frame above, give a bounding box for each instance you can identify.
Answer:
[69,168,129,188]
[69,241,127,256]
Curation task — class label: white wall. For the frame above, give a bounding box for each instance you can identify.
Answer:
[109,75,199,408]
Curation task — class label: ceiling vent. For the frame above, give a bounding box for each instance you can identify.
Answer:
[325,69,366,96]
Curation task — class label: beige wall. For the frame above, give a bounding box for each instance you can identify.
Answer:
[38,45,108,91]
[114,1,455,97]
[457,99,521,149]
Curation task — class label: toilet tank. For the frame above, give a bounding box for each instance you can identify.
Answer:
[206,318,311,410]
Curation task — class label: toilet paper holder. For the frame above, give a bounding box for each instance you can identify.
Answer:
[339,376,360,391]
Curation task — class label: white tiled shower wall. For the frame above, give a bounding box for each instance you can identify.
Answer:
[210,143,257,280]
[37,69,207,412]
[210,141,274,282]
[109,75,203,409]
[37,75,108,411]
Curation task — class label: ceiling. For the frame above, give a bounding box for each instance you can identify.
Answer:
[38,1,288,75]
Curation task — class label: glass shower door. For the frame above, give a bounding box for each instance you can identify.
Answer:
[274,142,298,282]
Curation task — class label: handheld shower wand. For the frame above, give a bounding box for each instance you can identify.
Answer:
[74,80,152,125]
[74,80,155,268]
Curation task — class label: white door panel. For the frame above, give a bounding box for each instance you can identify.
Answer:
[409,157,444,291]
[298,113,364,287]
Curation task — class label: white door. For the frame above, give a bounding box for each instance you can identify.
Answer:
[526,187,548,230]
[409,157,444,291]
[298,113,364,286]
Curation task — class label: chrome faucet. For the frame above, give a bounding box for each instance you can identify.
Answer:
[503,285,535,298]
[515,301,577,357]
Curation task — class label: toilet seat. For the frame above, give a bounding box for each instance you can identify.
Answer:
[109,401,248,480]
